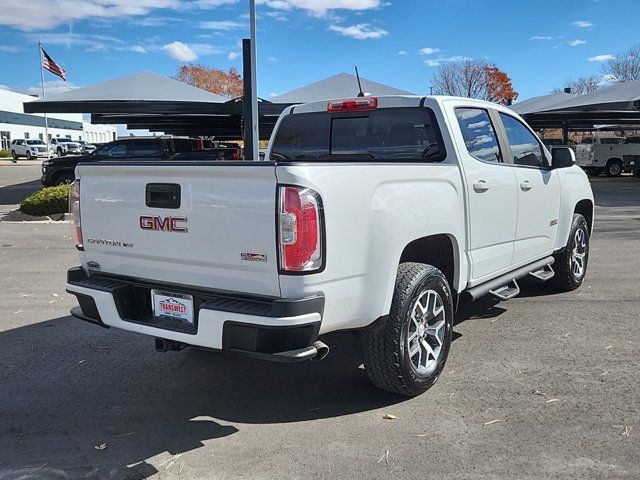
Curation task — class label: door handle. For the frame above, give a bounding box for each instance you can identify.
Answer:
[473,180,490,193]
[520,180,532,191]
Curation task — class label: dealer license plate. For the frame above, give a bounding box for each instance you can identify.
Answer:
[151,290,194,324]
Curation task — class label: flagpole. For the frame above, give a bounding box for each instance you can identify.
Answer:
[38,41,50,157]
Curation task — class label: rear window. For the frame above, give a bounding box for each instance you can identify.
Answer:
[270,107,445,162]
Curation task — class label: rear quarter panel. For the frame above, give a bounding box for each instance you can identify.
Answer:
[277,163,466,333]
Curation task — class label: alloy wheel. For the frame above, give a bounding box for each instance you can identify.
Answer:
[406,289,446,375]
[571,227,587,279]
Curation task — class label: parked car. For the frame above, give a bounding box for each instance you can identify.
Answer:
[10,139,52,160]
[65,95,594,397]
[575,136,639,176]
[78,140,97,154]
[50,137,82,157]
[41,137,230,186]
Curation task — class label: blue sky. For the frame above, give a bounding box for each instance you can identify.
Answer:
[0,0,638,102]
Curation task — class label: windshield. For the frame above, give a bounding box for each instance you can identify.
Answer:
[271,107,446,162]
[57,138,74,143]
[26,140,45,145]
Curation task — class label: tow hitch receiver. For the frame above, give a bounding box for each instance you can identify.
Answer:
[155,338,187,352]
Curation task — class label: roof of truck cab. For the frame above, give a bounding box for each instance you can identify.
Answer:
[284,95,514,115]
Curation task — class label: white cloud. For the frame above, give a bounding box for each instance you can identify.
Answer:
[599,74,618,85]
[24,80,80,96]
[199,20,245,29]
[267,56,277,62]
[468,120,489,129]
[0,0,181,31]
[0,45,20,52]
[397,50,408,55]
[424,55,473,68]
[419,47,440,55]
[127,45,147,53]
[571,20,593,28]
[189,43,224,55]
[256,0,385,17]
[530,35,553,41]
[162,41,198,61]
[568,39,586,46]
[588,54,614,62]
[0,0,241,31]
[328,23,387,39]
[228,51,241,60]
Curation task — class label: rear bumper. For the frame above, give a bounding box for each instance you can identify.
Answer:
[66,267,324,361]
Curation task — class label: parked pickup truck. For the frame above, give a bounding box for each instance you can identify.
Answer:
[575,136,640,176]
[66,96,594,396]
[42,137,240,186]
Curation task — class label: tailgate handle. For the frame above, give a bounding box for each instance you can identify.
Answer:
[146,183,181,209]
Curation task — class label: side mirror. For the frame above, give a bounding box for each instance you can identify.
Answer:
[551,147,575,169]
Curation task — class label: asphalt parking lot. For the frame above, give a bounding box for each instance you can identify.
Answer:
[0,164,638,479]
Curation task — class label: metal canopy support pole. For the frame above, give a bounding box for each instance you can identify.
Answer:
[249,0,259,159]
[562,121,569,145]
[242,38,254,160]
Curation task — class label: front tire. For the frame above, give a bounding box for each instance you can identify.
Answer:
[11,150,17,162]
[26,151,32,160]
[54,173,75,185]
[551,214,590,291]
[361,263,454,396]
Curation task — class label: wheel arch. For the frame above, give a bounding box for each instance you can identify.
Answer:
[397,233,460,295]
[574,199,594,236]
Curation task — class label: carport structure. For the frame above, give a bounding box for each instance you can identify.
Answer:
[512,80,640,142]
[23,71,289,140]
[23,71,413,142]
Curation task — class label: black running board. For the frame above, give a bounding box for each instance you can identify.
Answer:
[463,256,555,302]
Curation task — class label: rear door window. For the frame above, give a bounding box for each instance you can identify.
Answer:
[132,141,161,157]
[271,107,445,162]
[455,108,502,163]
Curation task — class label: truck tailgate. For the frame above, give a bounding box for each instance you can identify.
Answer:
[77,163,280,297]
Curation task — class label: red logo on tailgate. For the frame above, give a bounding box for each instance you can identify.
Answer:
[140,216,188,233]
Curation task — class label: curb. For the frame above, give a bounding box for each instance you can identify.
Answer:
[0,209,72,223]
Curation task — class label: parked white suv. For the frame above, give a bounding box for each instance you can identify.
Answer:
[65,95,594,396]
[50,137,82,157]
[10,139,52,160]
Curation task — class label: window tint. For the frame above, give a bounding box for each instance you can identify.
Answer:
[132,141,160,157]
[455,108,502,163]
[271,107,445,162]
[600,138,624,145]
[97,142,127,158]
[499,113,546,168]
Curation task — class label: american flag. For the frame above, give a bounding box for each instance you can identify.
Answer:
[42,48,66,81]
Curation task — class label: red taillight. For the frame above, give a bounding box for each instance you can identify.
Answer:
[327,97,377,112]
[278,185,323,272]
[69,180,83,248]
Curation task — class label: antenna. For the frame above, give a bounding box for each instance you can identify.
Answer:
[355,66,365,97]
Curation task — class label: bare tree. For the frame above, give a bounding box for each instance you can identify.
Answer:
[551,75,602,95]
[432,60,518,104]
[603,45,640,82]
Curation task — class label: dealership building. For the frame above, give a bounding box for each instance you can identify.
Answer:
[0,87,116,150]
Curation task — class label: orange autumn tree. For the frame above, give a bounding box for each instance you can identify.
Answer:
[175,64,243,99]
[484,64,519,105]
[432,60,518,105]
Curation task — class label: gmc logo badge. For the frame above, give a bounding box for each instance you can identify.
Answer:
[140,215,188,233]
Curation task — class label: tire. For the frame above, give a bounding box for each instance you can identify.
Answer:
[57,148,64,157]
[360,263,454,396]
[606,159,622,177]
[26,151,32,160]
[11,150,17,162]
[54,173,75,185]
[551,214,590,291]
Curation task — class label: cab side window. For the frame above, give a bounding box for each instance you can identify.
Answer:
[455,108,502,163]
[499,113,547,168]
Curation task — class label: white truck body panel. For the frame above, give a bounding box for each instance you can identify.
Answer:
[67,95,594,354]
[77,163,281,297]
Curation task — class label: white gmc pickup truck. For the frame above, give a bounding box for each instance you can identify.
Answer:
[66,96,594,396]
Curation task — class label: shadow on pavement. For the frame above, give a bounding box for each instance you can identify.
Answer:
[0,318,403,479]
[0,179,42,206]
